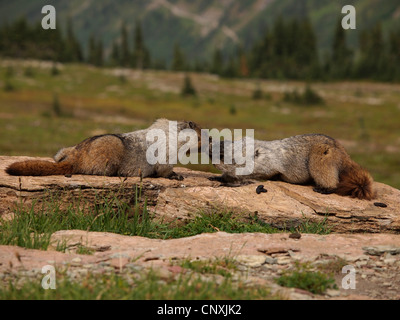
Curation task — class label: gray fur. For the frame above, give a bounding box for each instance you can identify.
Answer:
[212,134,339,184]
[119,119,197,178]
[52,119,200,179]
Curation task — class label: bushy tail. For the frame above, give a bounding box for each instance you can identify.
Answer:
[336,161,374,200]
[5,160,73,176]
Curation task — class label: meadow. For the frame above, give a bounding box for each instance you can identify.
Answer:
[1,59,399,299]
[1,59,399,188]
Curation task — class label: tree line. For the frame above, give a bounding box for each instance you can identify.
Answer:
[0,17,82,63]
[0,16,400,82]
[220,17,400,82]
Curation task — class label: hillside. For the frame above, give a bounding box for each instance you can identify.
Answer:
[0,0,399,63]
[0,59,400,188]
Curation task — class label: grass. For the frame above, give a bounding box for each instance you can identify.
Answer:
[163,211,279,239]
[295,214,332,235]
[0,188,332,251]
[1,185,294,300]
[179,257,238,278]
[315,257,349,275]
[283,85,325,105]
[0,269,274,300]
[0,186,156,250]
[2,60,398,300]
[276,262,337,295]
[0,60,399,188]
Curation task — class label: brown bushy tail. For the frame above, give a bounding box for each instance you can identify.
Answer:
[336,161,375,200]
[5,160,73,176]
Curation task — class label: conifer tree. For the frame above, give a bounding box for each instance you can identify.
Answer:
[110,41,121,67]
[249,29,272,78]
[211,48,223,75]
[132,21,151,69]
[95,39,104,67]
[223,56,237,78]
[132,21,144,69]
[330,17,353,79]
[355,24,386,80]
[87,35,103,66]
[172,43,186,71]
[66,17,83,62]
[88,34,96,65]
[181,74,196,96]
[120,22,130,67]
[295,17,319,78]
[388,29,400,81]
[239,50,249,77]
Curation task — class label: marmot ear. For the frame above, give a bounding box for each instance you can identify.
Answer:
[188,121,195,129]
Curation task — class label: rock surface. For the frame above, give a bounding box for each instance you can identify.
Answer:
[1,156,399,233]
[1,231,400,299]
[1,156,400,300]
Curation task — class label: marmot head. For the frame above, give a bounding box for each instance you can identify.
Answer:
[150,118,204,153]
[178,120,203,153]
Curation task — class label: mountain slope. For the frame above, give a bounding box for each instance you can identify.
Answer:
[0,0,399,63]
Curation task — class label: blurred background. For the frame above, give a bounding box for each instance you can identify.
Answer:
[0,0,399,188]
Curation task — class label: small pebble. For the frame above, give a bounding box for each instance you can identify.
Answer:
[264,257,277,265]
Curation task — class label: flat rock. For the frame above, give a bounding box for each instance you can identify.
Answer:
[363,245,400,256]
[1,231,399,299]
[0,231,397,273]
[1,156,400,233]
[235,255,267,267]
[50,230,400,264]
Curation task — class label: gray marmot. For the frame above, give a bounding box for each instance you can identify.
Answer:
[209,134,374,200]
[6,119,202,180]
